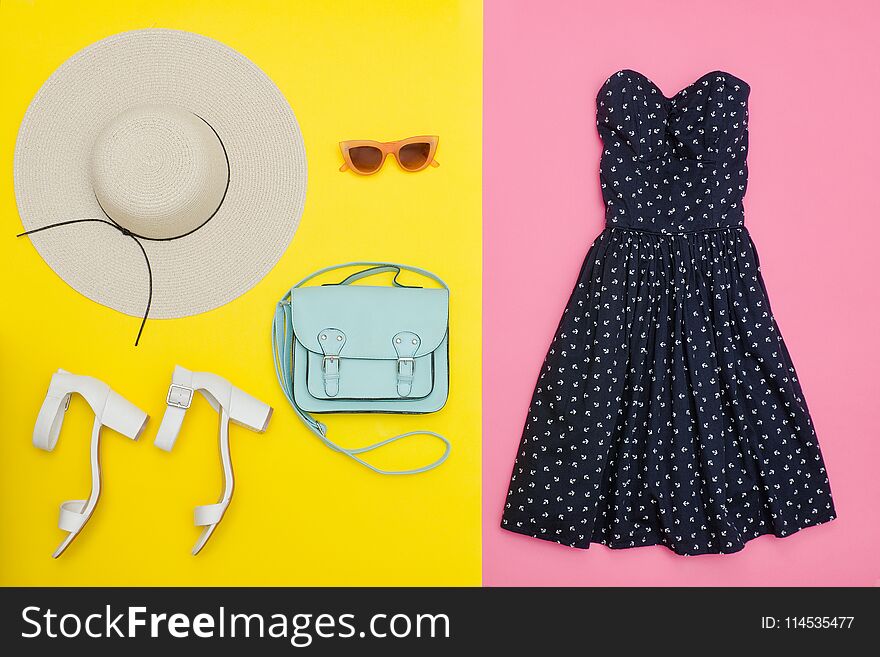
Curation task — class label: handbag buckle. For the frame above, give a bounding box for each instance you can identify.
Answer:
[322,355,341,397]
[396,357,415,377]
[319,329,346,398]
[393,331,420,397]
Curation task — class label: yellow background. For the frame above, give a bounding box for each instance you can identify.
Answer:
[0,0,481,585]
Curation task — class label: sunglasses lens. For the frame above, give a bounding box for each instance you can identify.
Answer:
[398,142,431,170]
[348,146,383,173]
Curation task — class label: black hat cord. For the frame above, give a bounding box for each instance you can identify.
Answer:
[15,116,230,347]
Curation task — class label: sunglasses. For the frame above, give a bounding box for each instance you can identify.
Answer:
[339,136,440,175]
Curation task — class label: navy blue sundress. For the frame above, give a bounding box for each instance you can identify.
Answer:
[501,70,836,555]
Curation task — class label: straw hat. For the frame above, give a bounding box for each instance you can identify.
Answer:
[14,29,307,325]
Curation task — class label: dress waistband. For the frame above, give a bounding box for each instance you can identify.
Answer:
[606,224,745,236]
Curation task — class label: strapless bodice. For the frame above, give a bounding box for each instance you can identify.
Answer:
[597,70,750,233]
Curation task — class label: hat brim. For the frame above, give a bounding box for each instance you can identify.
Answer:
[14,28,307,319]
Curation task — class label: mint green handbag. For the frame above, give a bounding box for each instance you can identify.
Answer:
[272,262,451,474]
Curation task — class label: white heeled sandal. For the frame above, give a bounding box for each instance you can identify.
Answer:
[33,369,149,558]
[155,365,272,555]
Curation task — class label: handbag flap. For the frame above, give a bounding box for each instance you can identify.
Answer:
[291,285,449,359]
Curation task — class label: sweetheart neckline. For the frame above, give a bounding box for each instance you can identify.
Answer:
[606,69,750,102]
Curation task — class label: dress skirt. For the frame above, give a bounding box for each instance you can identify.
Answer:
[501,225,836,555]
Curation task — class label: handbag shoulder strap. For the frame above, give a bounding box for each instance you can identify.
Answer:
[272,265,451,475]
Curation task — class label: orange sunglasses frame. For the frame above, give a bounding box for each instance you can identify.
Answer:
[339,135,440,174]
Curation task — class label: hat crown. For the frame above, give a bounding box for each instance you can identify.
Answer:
[90,104,228,239]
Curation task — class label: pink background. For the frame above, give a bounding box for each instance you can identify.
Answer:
[483,0,880,586]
